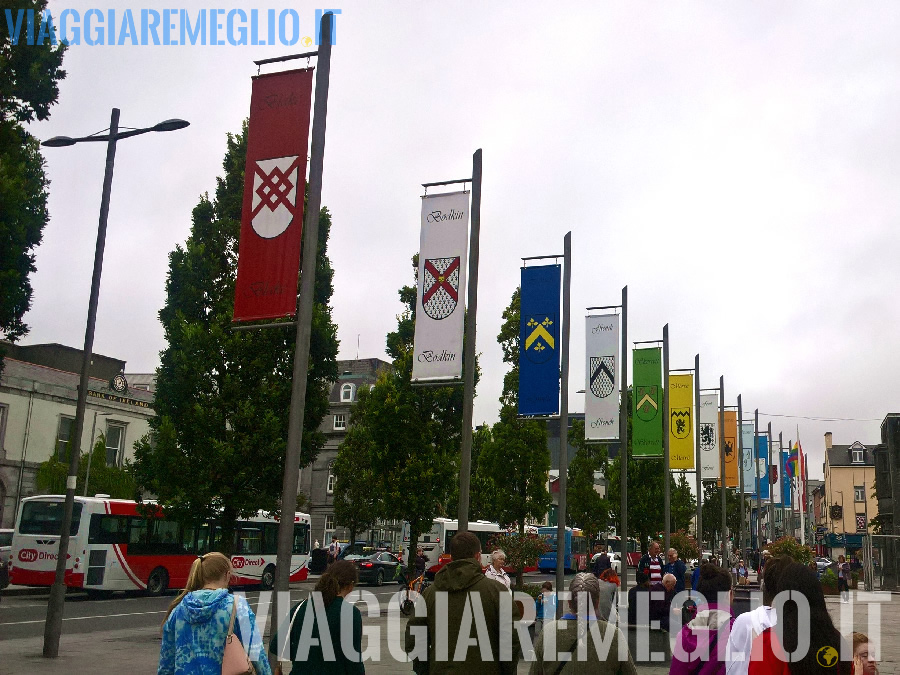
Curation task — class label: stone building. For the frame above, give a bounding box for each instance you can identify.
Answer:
[298,357,395,547]
[0,342,154,528]
[875,414,900,589]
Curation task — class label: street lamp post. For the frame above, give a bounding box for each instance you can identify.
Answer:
[40,108,188,658]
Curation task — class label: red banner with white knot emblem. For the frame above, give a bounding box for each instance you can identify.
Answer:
[234,67,314,321]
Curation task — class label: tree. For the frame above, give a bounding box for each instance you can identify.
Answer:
[133,124,339,551]
[332,408,380,544]
[700,482,745,546]
[342,256,472,576]
[566,420,610,542]
[37,433,137,499]
[490,531,549,590]
[672,471,697,532]
[669,529,699,563]
[478,287,551,533]
[0,0,66,369]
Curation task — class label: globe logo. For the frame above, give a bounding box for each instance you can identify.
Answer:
[817,646,839,667]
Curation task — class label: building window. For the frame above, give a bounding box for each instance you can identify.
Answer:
[324,514,335,531]
[56,416,74,460]
[854,486,865,502]
[0,403,8,452]
[105,424,126,467]
[326,462,336,494]
[340,383,355,402]
[852,449,864,463]
[333,414,346,430]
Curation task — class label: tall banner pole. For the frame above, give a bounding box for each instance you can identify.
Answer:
[767,421,775,543]
[719,376,727,564]
[275,12,332,603]
[779,431,784,538]
[620,286,629,592]
[799,427,806,545]
[738,394,745,556]
[555,232,572,615]
[694,354,702,546]
[662,324,671,553]
[456,149,483,531]
[754,408,762,552]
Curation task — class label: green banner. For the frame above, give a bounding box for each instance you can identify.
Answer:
[633,347,663,457]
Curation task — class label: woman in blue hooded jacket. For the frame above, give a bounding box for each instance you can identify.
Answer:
[158,552,272,675]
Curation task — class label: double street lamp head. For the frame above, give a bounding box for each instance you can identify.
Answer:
[41,117,190,147]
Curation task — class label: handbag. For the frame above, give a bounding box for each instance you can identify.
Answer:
[222,598,255,675]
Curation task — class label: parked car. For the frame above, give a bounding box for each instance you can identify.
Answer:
[345,551,402,586]
[815,557,835,577]
[338,541,373,560]
[608,551,622,574]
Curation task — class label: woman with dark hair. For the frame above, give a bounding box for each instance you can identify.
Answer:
[670,563,734,675]
[748,561,850,675]
[269,560,364,674]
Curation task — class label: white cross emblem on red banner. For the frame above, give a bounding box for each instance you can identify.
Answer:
[250,155,302,239]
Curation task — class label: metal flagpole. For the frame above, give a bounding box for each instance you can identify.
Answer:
[719,376,727,565]
[798,426,806,545]
[555,232,572,617]
[456,149,482,531]
[662,324,671,554]
[275,10,333,605]
[767,421,774,543]
[778,431,784,539]
[738,394,745,556]
[620,286,629,593]
[694,355,702,546]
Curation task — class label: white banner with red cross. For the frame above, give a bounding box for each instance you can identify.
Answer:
[411,191,470,382]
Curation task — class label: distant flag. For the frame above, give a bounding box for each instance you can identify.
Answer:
[785,443,799,479]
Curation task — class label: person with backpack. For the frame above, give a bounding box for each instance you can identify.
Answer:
[158,552,271,675]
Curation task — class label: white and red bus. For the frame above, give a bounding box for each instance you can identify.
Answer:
[9,495,310,595]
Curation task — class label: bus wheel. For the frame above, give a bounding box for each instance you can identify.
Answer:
[147,567,169,596]
[261,565,276,591]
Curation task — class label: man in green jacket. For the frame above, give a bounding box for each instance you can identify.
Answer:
[404,531,521,673]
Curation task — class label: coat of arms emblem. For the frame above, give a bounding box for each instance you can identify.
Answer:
[635,385,659,421]
[523,314,557,364]
[589,356,615,398]
[671,408,691,439]
[250,155,303,239]
[422,257,461,320]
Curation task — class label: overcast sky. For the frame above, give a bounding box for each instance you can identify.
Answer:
[21,1,900,480]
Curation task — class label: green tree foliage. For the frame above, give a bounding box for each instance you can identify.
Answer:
[490,531,549,590]
[700,482,745,545]
[133,124,338,550]
[767,536,814,565]
[672,471,697,532]
[340,256,471,575]
[0,0,66,367]
[332,409,380,544]
[37,433,137,499]
[669,529,699,563]
[478,287,550,533]
[566,419,610,542]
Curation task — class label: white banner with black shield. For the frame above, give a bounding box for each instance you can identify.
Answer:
[411,191,470,382]
[584,314,620,440]
[699,393,720,478]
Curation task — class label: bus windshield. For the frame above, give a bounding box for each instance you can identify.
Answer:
[19,501,83,536]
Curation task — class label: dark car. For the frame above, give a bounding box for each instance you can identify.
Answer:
[345,551,402,586]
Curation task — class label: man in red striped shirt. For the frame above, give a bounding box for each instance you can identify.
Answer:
[637,540,663,584]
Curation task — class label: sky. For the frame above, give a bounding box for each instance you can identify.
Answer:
[19,1,900,481]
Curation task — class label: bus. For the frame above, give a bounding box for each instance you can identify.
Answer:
[401,519,502,575]
[9,495,310,595]
[538,526,589,572]
[606,535,640,567]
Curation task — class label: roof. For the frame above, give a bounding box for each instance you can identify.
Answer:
[1,358,154,404]
[826,442,878,468]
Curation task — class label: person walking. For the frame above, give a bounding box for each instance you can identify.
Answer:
[415,547,429,578]
[592,545,612,577]
[269,560,364,674]
[530,573,638,674]
[158,552,271,675]
[735,560,749,587]
[327,536,341,565]
[534,581,557,638]
[669,563,734,675]
[638,541,664,585]
[485,549,512,590]
[404,531,521,673]
[837,554,851,603]
[664,548,688,593]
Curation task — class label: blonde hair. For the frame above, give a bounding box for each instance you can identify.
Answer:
[164,552,232,622]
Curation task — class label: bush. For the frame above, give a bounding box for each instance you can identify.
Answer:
[821,567,838,589]
[669,529,699,562]
[767,536,814,565]
[520,582,545,599]
[490,531,550,590]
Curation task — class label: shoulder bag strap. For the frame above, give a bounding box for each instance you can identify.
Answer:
[227,598,238,637]
[278,600,307,662]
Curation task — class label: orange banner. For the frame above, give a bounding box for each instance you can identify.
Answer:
[720,410,739,488]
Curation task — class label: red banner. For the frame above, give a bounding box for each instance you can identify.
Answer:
[233,67,314,322]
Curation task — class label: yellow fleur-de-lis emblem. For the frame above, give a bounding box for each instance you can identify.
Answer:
[525,316,555,352]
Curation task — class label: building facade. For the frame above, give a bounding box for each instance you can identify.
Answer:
[821,432,879,559]
[0,343,155,528]
[298,357,394,548]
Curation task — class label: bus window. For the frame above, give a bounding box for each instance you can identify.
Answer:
[238,528,263,555]
[572,536,587,555]
[88,514,129,544]
[293,523,309,555]
[19,501,83,536]
[261,523,278,556]
[194,523,211,554]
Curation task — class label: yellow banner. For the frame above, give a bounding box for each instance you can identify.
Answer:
[668,374,694,469]
[720,410,739,487]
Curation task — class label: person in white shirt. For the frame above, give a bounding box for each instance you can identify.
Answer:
[725,555,789,675]
[484,549,512,590]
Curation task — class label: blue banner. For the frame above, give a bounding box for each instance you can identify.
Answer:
[756,435,769,501]
[519,264,561,416]
[782,451,792,507]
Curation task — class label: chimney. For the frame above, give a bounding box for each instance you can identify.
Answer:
[825,432,833,449]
